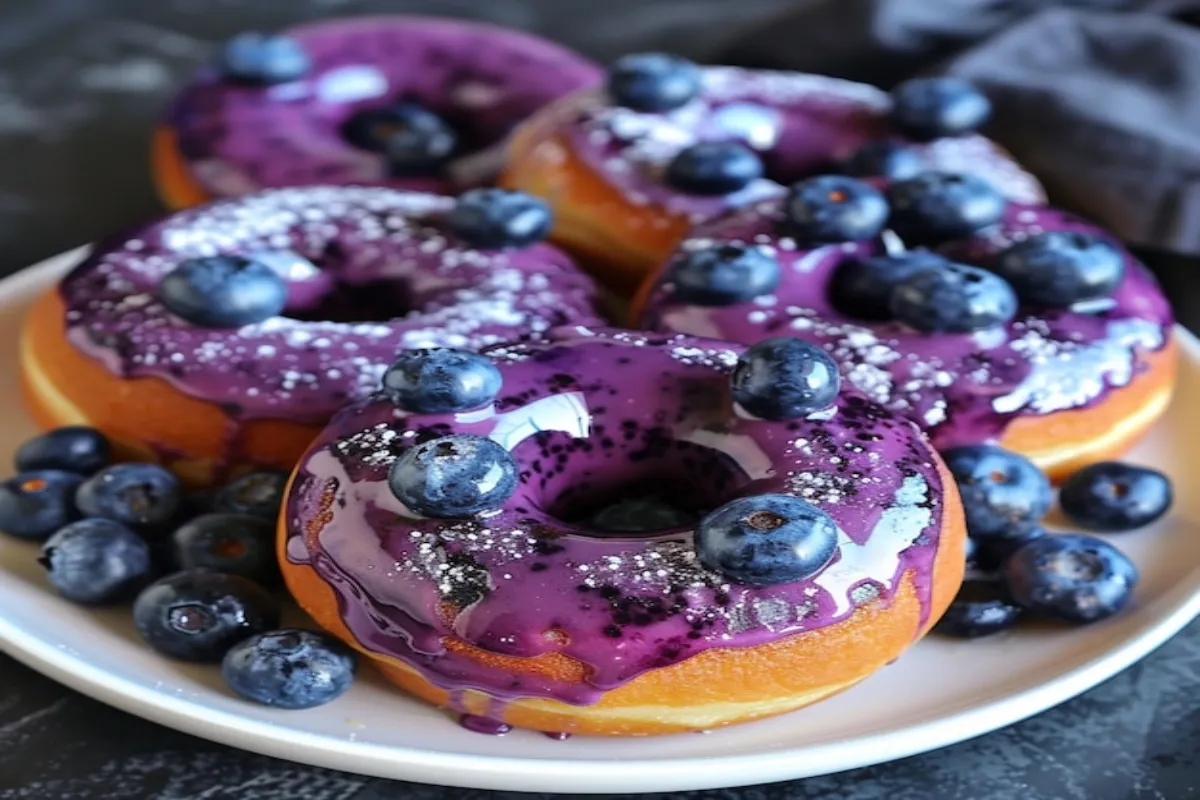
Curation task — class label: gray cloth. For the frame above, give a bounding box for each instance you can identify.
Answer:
[723,1,1200,258]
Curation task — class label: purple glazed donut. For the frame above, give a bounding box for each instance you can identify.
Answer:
[281,326,968,736]
[155,17,602,207]
[503,63,1046,290]
[634,197,1176,479]
[20,185,605,483]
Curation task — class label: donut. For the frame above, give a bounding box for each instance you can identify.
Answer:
[632,181,1177,482]
[154,17,602,209]
[502,57,1045,292]
[20,185,605,485]
[280,327,966,736]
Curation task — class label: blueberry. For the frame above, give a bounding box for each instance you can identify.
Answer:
[133,570,281,662]
[607,52,701,112]
[218,32,311,85]
[76,463,183,528]
[0,471,83,541]
[842,140,925,181]
[213,471,288,520]
[665,141,763,195]
[887,172,1006,243]
[829,250,949,320]
[696,494,838,586]
[158,255,287,328]
[172,513,279,586]
[668,244,780,306]
[446,189,552,250]
[341,102,457,176]
[589,496,695,533]
[38,519,152,604]
[1059,462,1172,533]
[388,435,518,518]
[784,176,889,244]
[222,629,357,709]
[731,337,840,420]
[935,579,1023,638]
[890,261,1017,333]
[16,426,110,475]
[890,77,991,142]
[992,231,1126,307]
[1003,533,1137,623]
[971,528,1047,572]
[382,349,503,414]
[943,446,1051,540]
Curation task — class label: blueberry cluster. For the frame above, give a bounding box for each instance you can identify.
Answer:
[936,446,1170,637]
[1,427,356,711]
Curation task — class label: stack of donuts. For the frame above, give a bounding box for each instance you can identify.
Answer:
[14,16,1176,736]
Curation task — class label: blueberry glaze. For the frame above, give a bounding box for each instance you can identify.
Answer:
[637,200,1173,450]
[284,327,950,710]
[166,17,601,197]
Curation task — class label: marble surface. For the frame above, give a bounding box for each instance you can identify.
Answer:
[0,1,1197,798]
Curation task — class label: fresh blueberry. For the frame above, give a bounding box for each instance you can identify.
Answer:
[341,102,457,175]
[38,518,152,604]
[222,629,357,709]
[731,337,841,420]
[943,446,1051,540]
[589,496,696,533]
[1003,533,1137,623]
[696,494,838,586]
[607,52,701,112]
[213,471,288,520]
[0,471,83,541]
[668,244,780,306]
[158,255,288,328]
[971,528,1047,573]
[887,172,1006,243]
[15,426,110,475]
[1059,462,1172,533]
[446,189,552,250]
[172,513,279,586]
[842,140,925,181]
[829,250,949,320]
[665,141,764,195]
[935,579,1023,638]
[992,231,1126,307]
[388,435,518,518]
[890,261,1017,333]
[382,349,503,414]
[889,77,991,141]
[218,32,311,85]
[785,176,889,244]
[76,463,183,528]
[133,570,281,662]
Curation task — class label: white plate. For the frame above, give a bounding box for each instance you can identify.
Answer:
[0,249,1198,794]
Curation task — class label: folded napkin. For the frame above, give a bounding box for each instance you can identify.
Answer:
[723,1,1200,259]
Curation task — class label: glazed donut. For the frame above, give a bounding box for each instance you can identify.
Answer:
[154,17,601,209]
[20,185,604,485]
[632,186,1176,482]
[503,58,1044,292]
[280,327,966,736]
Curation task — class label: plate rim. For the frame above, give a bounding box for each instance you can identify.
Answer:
[1,249,1198,794]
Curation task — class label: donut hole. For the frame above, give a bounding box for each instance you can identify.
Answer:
[284,278,414,324]
[517,431,754,536]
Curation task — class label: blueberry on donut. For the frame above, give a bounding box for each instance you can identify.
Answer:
[19,186,604,485]
[503,62,1044,291]
[280,327,966,736]
[633,176,1176,480]
[154,17,602,208]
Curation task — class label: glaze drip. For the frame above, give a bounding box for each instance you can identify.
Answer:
[285,328,949,707]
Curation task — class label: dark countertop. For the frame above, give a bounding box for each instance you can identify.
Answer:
[0,2,1197,798]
